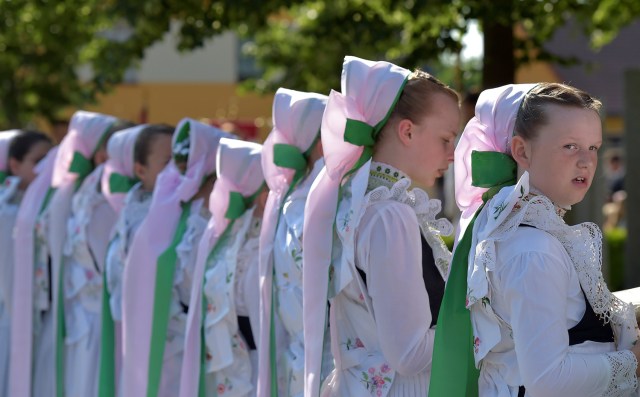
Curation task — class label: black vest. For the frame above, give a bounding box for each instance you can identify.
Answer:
[357,233,445,328]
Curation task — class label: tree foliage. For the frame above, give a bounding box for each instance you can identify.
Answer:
[1,0,639,128]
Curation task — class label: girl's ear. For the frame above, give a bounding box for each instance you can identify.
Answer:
[511,135,531,170]
[134,162,146,181]
[396,119,413,147]
[8,157,21,176]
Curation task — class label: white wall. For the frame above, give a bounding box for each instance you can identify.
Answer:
[136,22,238,83]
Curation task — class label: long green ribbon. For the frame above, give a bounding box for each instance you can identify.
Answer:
[0,171,8,184]
[99,268,116,397]
[147,202,192,397]
[429,150,517,397]
[109,172,138,193]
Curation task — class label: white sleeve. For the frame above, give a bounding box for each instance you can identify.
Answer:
[358,201,435,377]
[501,249,638,396]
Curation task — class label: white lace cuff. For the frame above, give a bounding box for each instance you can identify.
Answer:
[604,350,638,396]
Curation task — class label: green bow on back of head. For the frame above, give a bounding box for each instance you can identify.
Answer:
[109,173,138,194]
[69,151,93,180]
[471,151,517,202]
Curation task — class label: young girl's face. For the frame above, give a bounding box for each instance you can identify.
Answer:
[9,140,52,189]
[405,93,459,188]
[136,134,173,192]
[517,104,602,208]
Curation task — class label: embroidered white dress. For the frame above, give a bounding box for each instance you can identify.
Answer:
[272,158,332,396]
[235,216,262,389]
[467,173,639,397]
[0,177,22,396]
[201,210,260,396]
[160,198,210,397]
[104,183,152,395]
[322,162,452,397]
[62,166,117,397]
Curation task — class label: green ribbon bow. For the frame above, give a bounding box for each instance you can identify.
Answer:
[109,172,138,193]
[225,191,251,220]
[69,151,93,180]
[429,150,517,397]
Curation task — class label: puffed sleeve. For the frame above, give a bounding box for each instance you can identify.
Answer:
[357,201,435,376]
[500,240,638,397]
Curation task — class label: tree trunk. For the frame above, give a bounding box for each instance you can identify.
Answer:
[481,10,515,89]
[623,69,640,288]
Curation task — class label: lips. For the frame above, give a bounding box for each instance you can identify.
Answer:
[573,176,588,185]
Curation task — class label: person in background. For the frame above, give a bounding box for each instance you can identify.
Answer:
[121,120,233,397]
[0,130,52,397]
[179,138,265,397]
[257,88,329,397]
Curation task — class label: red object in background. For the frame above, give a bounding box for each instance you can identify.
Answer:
[210,119,259,141]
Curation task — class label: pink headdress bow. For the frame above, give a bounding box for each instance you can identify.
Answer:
[179,138,263,397]
[454,84,537,232]
[257,87,327,396]
[0,130,20,183]
[302,56,410,396]
[51,110,117,187]
[101,124,146,213]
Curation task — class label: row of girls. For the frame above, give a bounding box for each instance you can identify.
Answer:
[1,54,639,397]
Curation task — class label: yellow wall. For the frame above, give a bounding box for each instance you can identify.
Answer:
[86,82,275,140]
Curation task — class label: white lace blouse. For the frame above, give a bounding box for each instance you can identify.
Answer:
[467,174,639,397]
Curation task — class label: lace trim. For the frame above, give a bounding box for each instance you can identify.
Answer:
[363,177,453,278]
[603,350,638,396]
[473,190,639,352]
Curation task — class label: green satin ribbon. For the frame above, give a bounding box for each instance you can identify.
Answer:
[147,202,192,397]
[98,267,116,397]
[428,150,517,397]
[225,191,249,220]
[173,122,190,165]
[0,171,8,184]
[109,172,138,193]
[69,151,93,180]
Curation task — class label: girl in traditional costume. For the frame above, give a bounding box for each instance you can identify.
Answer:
[437,83,640,397]
[99,124,174,396]
[0,130,52,396]
[55,115,130,397]
[179,138,265,397]
[121,119,232,397]
[303,56,459,396]
[257,88,328,397]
